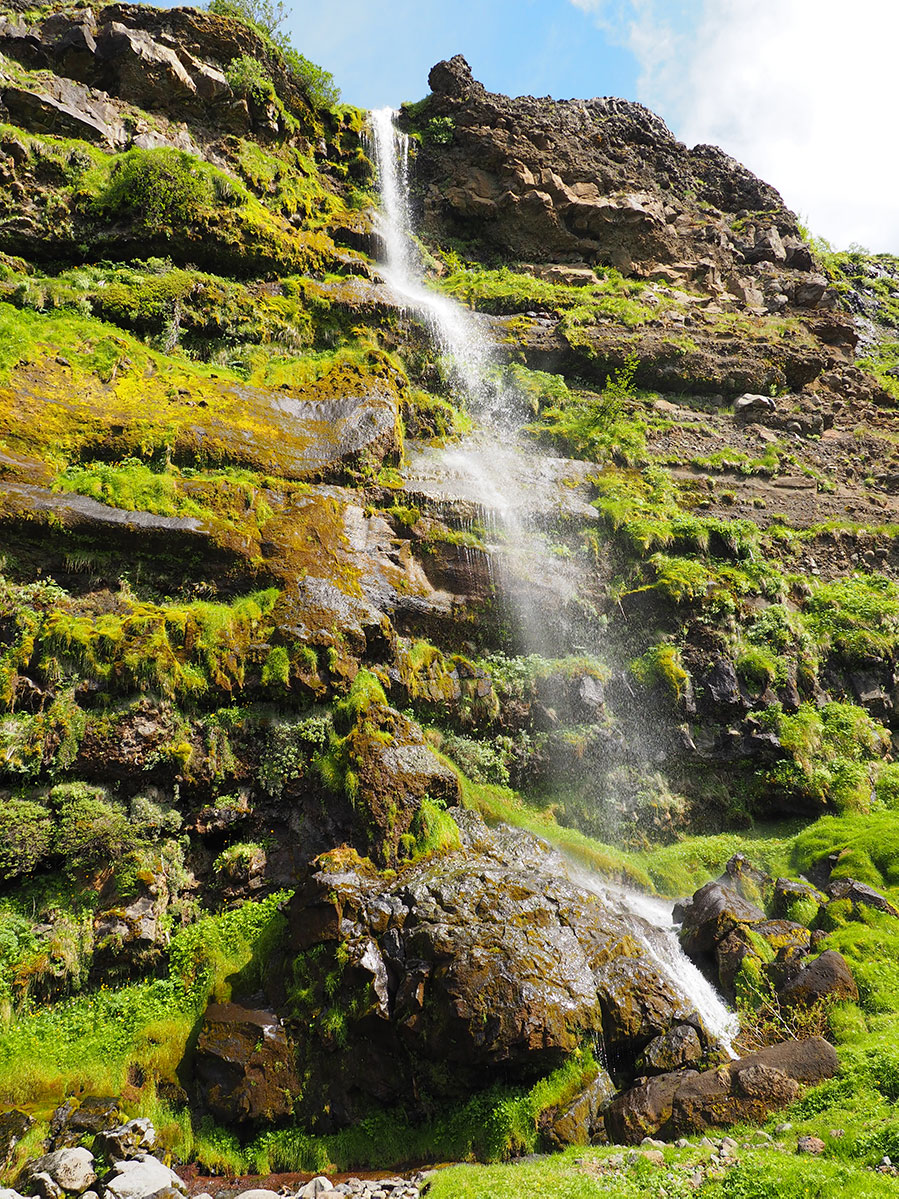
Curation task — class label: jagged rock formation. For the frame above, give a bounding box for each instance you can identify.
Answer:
[410,55,821,296]
[272,811,711,1129]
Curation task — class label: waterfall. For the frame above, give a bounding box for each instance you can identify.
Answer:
[368,108,737,1054]
[367,108,499,412]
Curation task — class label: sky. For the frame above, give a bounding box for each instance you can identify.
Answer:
[180,0,899,253]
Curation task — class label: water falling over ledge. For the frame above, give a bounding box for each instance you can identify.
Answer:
[367,106,738,1055]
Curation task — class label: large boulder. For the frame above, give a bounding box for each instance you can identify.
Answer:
[280,813,709,1129]
[19,1150,95,1195]
[778,950,858,1007]
[0,1112,32,1172]
[104,1156,185,1199]
[637,1024,704,1075]
[826,878,899,918]
[543,1069,616,1147]
[192,1005,300,1125]
[605,1037,838,1142]
[678,882,766,963]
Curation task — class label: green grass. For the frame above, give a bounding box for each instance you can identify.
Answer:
[0,890,289,1108]
[423,1147,899,1199]
[437,263,664,328]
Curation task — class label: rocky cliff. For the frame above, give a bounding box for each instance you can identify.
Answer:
[0,9,898,1192]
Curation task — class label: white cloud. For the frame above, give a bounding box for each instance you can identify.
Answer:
[572,0,899,252]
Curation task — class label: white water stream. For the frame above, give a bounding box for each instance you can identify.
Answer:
[368,107,738,1054]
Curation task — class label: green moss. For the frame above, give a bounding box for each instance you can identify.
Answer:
[760,702,891,813]
[261,645,291,688]
[0,890,290,1107]
[791,811,899,890]
[630,643,690,701]
[92,148,215,235]
[400,798,462,862]
[803,573,899,664]
[438,263,661,327]
[0,798,53,879]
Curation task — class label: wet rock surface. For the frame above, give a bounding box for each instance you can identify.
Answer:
[193,1004,301,1125]
[270,811,707,1128]
[675,856,858,1006]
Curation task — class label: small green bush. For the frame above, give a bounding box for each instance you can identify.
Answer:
[0,798,53,879]
[50,783,133,867]
[225,54,276,103]
[94,148,213,234]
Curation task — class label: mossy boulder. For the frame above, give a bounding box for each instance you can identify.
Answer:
[605,1037,838,1143]
[778,948,858,1007]
[280,812,705,1130]
[192,1003,300,1125]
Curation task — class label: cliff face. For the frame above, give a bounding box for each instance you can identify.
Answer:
[0,13,898,1182]
[410,56,809,287]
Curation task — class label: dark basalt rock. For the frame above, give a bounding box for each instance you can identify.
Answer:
[826,877,899,918]
[716,853,773,906]
[192,1003,301,1125]
[0,1109,32,1170]
[772,877,828,921]
[678,881,766,962]
[636,1024,704,1076]
[543,1068,616,1148]
[715,920,811,997]
[47,1097,123,1150]
[778,949,859,1007]
[427,54,482,99]
[407,56,842,332]
[276,812,705,1129]
[605,1037,838,1142]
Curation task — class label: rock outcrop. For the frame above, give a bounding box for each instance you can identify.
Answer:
[193,1004,301,1124]
[408,56,832,308]
[606,1037,838,1142]
[265,811,715,1129]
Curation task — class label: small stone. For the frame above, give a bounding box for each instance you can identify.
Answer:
[27,1174,61,1199]
[640,1150,665,1167]
[775,1122,793,1134]
[797,1135,826,1156]
[675,1138,689,1148]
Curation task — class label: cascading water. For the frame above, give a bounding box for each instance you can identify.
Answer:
[368,107,737,1053]
[367,108,499,411]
